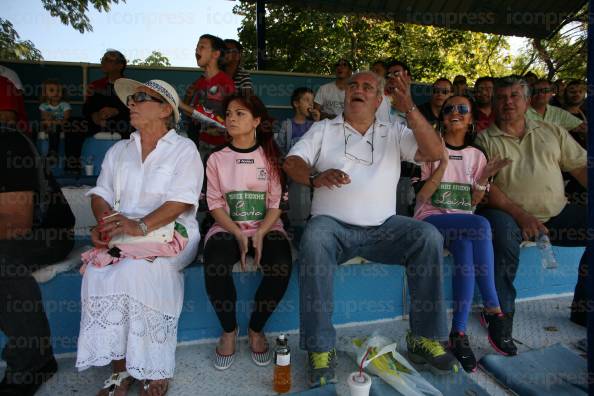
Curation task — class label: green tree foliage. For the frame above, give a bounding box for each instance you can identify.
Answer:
[511,5,586,80]
[1,0,124,61]
[0,19,43,60]
[233,2,512,83]
[131,51,172,67]
[41,0,125,33]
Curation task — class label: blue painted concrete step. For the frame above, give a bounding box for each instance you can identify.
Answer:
[0,246,583,355]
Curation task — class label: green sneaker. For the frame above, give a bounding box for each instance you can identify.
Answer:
[307,349,338,388]
[406,332,458,374]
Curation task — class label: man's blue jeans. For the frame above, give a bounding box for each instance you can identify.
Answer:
[298,214,448,352]
[477,205,589,315]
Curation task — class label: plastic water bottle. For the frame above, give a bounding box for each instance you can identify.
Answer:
[536,232,558,269]
[37,131,49,157]
[273,334,291,393]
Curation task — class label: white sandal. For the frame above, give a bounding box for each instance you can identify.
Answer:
[97,371,135,396]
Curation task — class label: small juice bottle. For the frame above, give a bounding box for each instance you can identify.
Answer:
[273,334,291,393]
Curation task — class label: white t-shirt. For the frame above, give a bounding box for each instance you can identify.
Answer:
[39,101,72,120]
[314,82,345,117]
[288,114,419,226]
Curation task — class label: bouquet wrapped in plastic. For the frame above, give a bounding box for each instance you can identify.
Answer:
[339,332,442,396]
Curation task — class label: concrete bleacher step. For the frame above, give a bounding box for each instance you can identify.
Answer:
[479,344,587,395]
[0,243,583,356]
[3,296,585,395]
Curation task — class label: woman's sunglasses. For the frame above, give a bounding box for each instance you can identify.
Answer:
[443,104,470,115]
[126,91,164,106]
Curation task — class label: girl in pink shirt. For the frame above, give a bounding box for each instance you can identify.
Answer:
[204,94,292,370]
[414,95,512,372]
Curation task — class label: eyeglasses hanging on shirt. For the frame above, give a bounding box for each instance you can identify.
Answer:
[343,122,375,166]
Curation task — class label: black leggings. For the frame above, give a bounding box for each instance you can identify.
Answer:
[203,231,292,333]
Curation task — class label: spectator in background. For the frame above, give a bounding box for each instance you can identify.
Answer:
[275,87,320,227]
[474,77,495,131]
[377,60,410,125]
[39,79,71,157]
[526,79,584,132]
[475,76,589,341]
[563,80,588,131]
[0,125,75,395]
[39,79,71,130]
[83,49,130,137]
[180,34,235,160]
[0,65,24,92]
[523,71,538,88]
[562,79,588,205]
[0,65,28,134]
[453,75,468,96]
[314,58,352,119]
[550,79,566,108]
[418,78,453,126]
[370,60,386,78]
[276,87,320,156]
[223,39,254,96]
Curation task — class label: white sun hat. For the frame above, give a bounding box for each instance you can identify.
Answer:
[114,78,181,123]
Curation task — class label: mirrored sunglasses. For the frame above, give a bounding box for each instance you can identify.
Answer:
[443,104,470,115]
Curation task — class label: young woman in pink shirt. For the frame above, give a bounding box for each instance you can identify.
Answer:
[414,95,512,372]
[204,94,292,370]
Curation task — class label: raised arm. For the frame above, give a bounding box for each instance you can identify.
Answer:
[389,74,442,161]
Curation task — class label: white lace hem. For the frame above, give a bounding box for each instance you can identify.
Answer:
[76,293,179,380]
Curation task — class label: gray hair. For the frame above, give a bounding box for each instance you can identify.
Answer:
[348,71,385,98]
[494,76,531,101]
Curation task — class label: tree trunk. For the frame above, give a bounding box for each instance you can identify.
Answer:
[532,39,556,80]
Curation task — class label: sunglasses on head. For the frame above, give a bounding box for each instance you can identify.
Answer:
[433,87,452,95]
[126,91,164,106]
[532,88,554,95]
[443,104,470,115]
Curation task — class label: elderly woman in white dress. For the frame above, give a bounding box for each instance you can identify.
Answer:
[75,79,203,396]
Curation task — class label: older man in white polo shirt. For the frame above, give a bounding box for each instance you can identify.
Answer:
[284,71,457,388]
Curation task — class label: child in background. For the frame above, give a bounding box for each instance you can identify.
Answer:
[275,87,320,156]
[40,79,71,130]
[39,79,72,157]
[275,87,320,228]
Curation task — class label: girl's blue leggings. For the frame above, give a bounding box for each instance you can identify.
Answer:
[424,213,500,332]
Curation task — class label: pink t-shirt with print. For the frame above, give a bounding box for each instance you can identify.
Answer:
[414,144,488,221]
[205,144,286,242]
